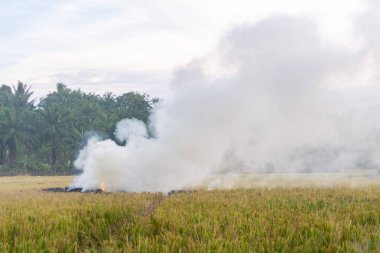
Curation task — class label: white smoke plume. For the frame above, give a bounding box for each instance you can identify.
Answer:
[72,1,380,192]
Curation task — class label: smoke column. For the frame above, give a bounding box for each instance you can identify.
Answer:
[72,1,380,192]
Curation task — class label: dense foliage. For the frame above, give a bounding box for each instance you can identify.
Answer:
[0,82,157,175]
[1,177,380,252]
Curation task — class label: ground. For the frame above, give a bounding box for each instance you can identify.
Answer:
[0,175,379,252]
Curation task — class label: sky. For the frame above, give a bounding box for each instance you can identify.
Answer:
[0,0,367,99]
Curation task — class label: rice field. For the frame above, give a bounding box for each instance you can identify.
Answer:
[0,175,380,252]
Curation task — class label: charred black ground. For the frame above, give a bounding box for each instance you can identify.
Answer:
[42,187,193,195]
[42,187,103,193]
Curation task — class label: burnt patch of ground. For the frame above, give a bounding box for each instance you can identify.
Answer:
[42,187,103,193]
[42,187,69,192]
[42,187,193,195]
[167,189,193,196]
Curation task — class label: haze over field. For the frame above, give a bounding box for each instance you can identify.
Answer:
[71,0,380,192]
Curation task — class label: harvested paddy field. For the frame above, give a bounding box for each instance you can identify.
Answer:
[0,175,380,252]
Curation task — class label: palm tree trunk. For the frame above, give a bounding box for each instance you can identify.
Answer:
[8,138,17,167]
[0,142,4,165]
[51,146,57,175]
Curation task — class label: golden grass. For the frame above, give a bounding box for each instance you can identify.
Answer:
[0,175,379,252]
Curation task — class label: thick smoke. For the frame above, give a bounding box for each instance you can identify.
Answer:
[72,2,380,192]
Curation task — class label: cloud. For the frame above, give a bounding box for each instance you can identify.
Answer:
[0,0,364,98]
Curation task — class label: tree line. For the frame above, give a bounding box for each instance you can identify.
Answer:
[0,82,157,175]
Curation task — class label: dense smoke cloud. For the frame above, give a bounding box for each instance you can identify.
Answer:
[72,1,380,192]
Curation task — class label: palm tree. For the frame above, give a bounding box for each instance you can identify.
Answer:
[39,105,73,174]
[11,81,34,111]
[0,82,34,167]
[0,108,34,166]
[0,85,12,165]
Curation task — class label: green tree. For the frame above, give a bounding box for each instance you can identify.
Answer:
[39,105,75,174]
[115,92,153,123]
[0,82,34,167]
[0,85,12,165]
